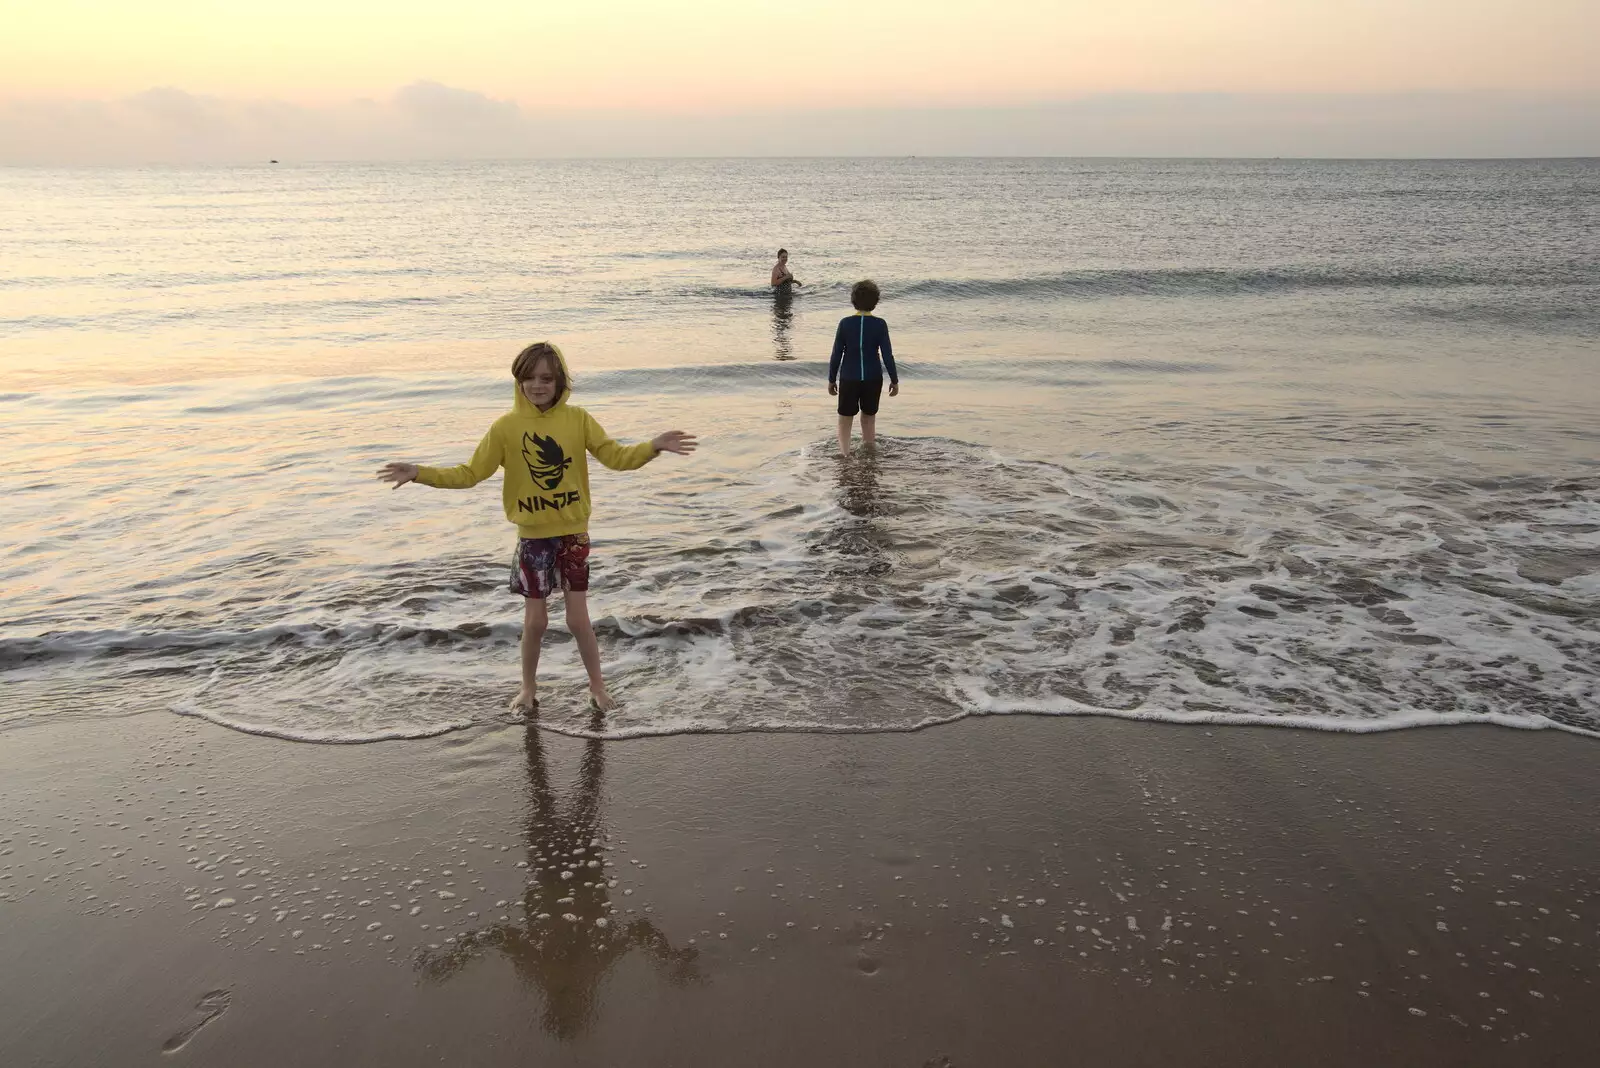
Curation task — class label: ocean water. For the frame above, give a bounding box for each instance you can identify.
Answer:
[1,158,1597,743]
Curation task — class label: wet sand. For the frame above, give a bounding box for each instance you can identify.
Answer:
[2,712,1597,1067]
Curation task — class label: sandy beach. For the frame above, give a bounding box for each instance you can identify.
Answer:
[3,712,1596,1067]
[4,157,1597,1068]
[4,0,1598,1052]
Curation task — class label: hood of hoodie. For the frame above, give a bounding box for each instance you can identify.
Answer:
[511,342,573,418]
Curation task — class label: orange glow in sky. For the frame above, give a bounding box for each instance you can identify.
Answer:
[6,0,1598,110]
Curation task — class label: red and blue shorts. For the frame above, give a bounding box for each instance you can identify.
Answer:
[510,533,591,599]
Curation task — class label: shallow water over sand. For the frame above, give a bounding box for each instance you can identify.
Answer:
[2,158,1597,741]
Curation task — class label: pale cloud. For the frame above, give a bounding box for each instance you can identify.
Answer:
[393,81,522,131]
[1,83,1596,164]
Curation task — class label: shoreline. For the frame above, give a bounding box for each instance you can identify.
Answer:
[3,711,1597,1066]
[531,704,1600,742]
[165,687,1600,746]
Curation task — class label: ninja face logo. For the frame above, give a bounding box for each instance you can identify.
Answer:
[523,432,572,491]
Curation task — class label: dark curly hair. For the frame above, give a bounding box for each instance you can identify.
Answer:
[850,280,880,312]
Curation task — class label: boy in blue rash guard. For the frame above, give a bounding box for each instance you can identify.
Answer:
[827,279,899,455]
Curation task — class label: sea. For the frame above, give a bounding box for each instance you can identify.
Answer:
[1,158,1597,743]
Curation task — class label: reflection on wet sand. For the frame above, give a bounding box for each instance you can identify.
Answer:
[837,451,883,519]
[417,715,698,1039]
[818,452,893,577]
[771,284,796,360]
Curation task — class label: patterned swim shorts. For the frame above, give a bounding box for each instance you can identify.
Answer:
[509,533,591,599]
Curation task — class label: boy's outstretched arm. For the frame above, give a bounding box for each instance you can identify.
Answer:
[376,429,501,489]
[584,412,697,471]
[377,462,419,488]
[651,431,698,455]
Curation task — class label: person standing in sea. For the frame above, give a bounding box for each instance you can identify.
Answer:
[771,248,801,288]
[376,341,697,713]
[828,280,899,455]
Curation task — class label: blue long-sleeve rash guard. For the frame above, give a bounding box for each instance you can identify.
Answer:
[828,313,898,384]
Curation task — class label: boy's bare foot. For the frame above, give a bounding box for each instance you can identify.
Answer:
[588,687,617,712]
[510,688,537,714]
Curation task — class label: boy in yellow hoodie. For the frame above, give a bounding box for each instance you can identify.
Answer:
[378,342,697,713]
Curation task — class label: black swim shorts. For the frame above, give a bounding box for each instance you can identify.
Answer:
[837,378,884,417]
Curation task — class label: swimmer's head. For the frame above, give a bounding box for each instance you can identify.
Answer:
[776,248,788,262]
[850,279,880,312]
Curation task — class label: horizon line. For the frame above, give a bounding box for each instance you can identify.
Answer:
[5,154,1599,169]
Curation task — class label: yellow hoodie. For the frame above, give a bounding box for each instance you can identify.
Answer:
[414,348,656,539]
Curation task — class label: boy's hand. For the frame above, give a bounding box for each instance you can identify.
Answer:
[377,462,419,488]
[652,431,698,456]
[889,382,900,397]
[828,381,838,396]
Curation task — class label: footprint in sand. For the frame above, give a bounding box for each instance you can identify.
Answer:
[161,989,232,1054]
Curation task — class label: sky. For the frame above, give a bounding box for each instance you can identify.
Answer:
[4,0,1598,161]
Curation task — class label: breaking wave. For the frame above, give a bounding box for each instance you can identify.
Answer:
[14,438,1593,744]
[689,262,1600,305]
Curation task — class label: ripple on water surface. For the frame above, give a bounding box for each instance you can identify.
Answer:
[7,437,1595,744]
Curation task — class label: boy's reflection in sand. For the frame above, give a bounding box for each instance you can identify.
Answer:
[823,451,893,576]
[417,714,698,1039]
[771,284,796,360]
[837,450,884,519]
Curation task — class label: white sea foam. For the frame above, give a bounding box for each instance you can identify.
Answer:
[144,438,1600,744]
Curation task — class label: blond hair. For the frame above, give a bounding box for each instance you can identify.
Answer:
[511,341,569,397]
